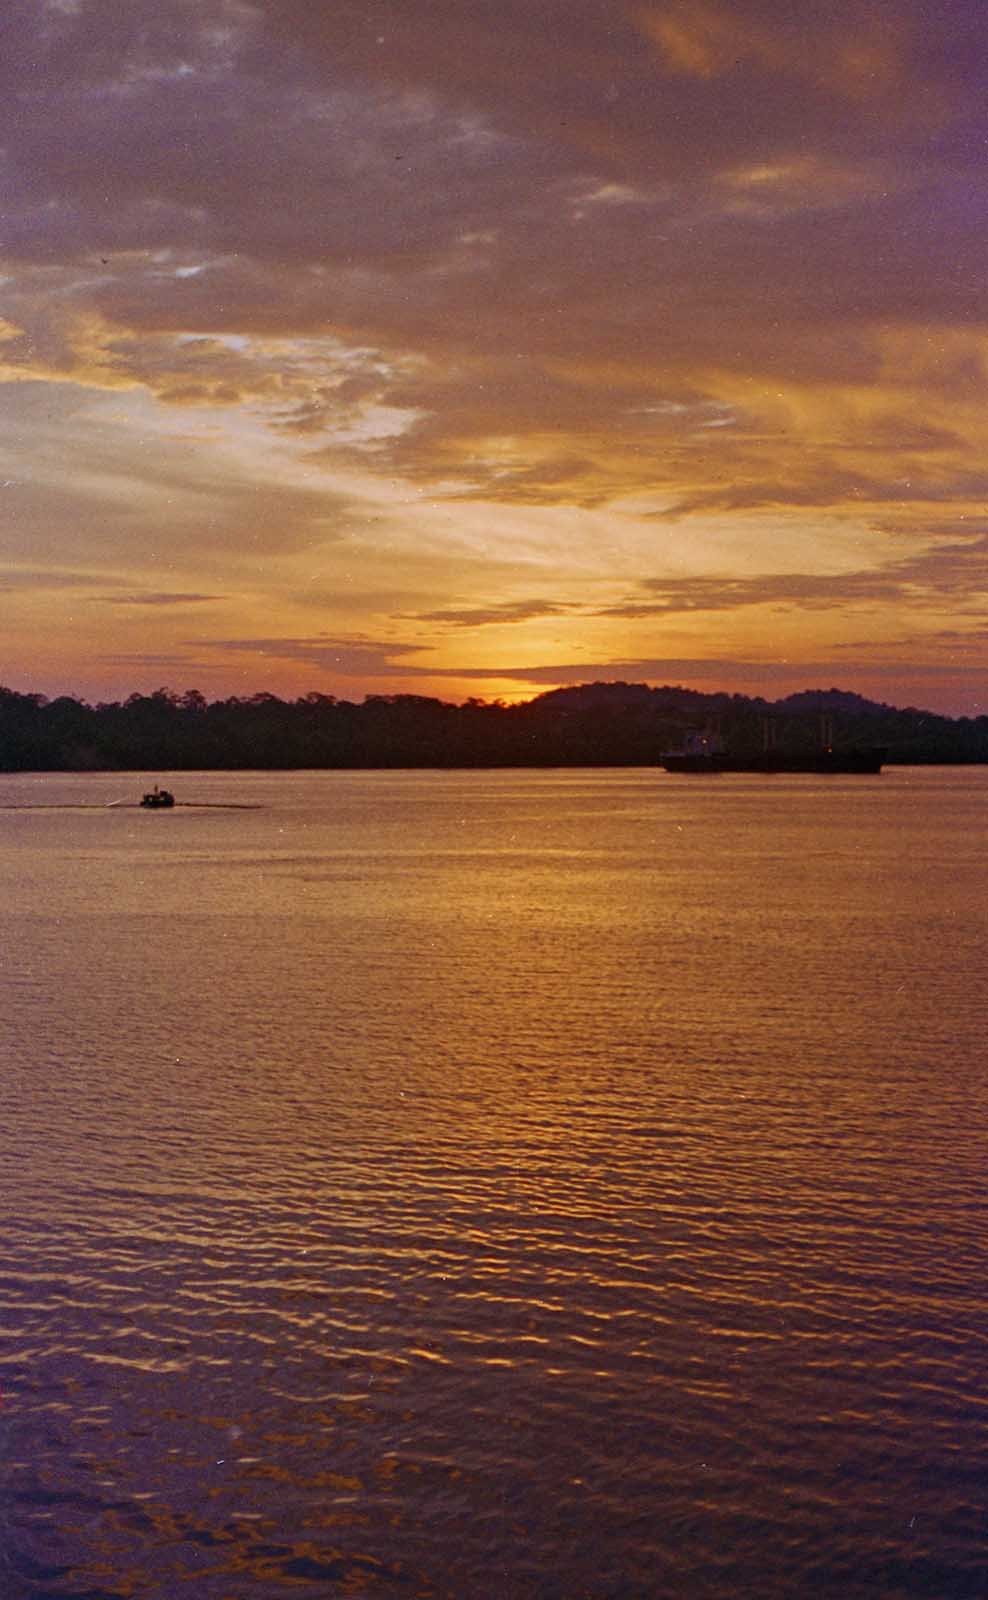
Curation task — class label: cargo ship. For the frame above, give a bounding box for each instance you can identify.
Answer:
[660,719,886,775]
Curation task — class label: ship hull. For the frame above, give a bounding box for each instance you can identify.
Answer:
[661,749,886,774]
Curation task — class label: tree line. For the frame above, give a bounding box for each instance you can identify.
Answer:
[1,681,986,771]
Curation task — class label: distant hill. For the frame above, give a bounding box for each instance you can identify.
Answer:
[530,682,889,717]
[0,681,985,770]
[774,688,891,716]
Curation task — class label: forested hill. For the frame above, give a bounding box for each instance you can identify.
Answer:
[1,682,986,771]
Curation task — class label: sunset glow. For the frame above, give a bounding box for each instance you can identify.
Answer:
[3,0,987,712]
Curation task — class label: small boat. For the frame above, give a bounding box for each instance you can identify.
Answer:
[140,784,176,808]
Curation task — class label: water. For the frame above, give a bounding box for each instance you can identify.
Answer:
[1,767,986,1599]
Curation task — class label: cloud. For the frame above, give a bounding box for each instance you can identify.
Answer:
[198,635,431,676]
[594,532,988,618]
[664,468,988,519]
[0,380,357,569]
[635,0,912,107]
[410,656,988,688]
[409,599,576,626]
[97,653,220,673]
[100,592,222,606]
[4,0,988,530]
[0,566,129,591]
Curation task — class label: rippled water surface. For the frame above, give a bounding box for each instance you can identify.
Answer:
[2,767,986,1598]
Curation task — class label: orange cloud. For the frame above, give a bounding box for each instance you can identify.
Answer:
[635,1,768,79]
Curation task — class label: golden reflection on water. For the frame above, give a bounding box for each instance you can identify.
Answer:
[1,769,987,1598]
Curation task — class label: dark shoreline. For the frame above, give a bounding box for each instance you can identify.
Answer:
[3,680,986,771]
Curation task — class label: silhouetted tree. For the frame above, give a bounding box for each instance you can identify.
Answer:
[0,681,985,771]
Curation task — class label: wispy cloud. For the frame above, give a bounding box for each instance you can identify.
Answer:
[198,635,431,676]
[408,599,577,626]
[101,592,222,607]
[0,567,128,591]
[598,533,988,616]
[402,656,988,690]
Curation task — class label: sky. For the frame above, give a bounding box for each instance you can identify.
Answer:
[2,0,987,713]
